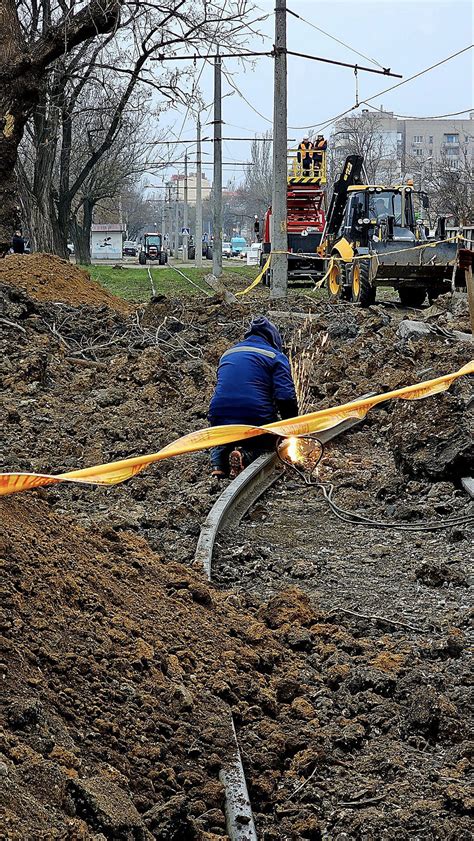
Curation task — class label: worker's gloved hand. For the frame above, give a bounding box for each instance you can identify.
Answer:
[277,398,299,420]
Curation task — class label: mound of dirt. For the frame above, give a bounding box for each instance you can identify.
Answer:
[1,273,473,839]
[0,254,131,314]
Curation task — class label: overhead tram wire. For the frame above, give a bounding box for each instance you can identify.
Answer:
[158,0,230,173]
[287,5,386,70]
[286,43,474,131]
[366,104,474,120]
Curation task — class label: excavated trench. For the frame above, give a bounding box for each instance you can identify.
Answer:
[1,255,473,839]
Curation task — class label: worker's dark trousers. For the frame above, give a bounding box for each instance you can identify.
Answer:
[210,434,276,474]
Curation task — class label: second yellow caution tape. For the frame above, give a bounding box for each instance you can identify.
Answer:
[237,234,463,296]
[0,361,472,497]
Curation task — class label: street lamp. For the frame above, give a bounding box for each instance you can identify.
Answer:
[420,156,433,192]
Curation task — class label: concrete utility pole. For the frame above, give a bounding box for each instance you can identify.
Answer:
[166,184,172,251]
[174,181,180,258]
[213,51,223,278]
[183,153,189,262]
[270,0,288,299]
[161,185,165,241]
[195,117,203,267]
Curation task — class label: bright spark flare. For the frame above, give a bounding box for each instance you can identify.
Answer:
[286,436,300,463]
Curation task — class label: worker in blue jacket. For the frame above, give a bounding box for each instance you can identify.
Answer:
[208,316,298,478]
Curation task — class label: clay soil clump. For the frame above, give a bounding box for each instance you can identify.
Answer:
[0,253,131,314]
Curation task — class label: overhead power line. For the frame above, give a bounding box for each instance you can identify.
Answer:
[288,43,474,131]
[287,6,386,70]
[366,103,474,120]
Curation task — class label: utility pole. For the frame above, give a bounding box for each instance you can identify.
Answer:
[195,117,203,267]
[271,0,288,299]
[161,185,165,242]
[166,184,172,252]
[174,180,180,258]
[213,51,223,278]
[183,153,189,262]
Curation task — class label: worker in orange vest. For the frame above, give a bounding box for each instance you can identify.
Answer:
[297,136,314,175]
[314,135,327,173]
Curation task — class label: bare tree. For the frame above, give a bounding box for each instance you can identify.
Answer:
[69,100,150,263]
[332,112,400,184]
[426,149,473,226]
[231,133,273,229]
[0,0,255,253]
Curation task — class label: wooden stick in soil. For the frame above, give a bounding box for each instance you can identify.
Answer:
[330,606,427,633]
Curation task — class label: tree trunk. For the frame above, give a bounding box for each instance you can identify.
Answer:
[0,92,31,254]
[71,198,93,265]
[0,0,38,254]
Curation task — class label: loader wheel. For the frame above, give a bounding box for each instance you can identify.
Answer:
[351,259,375,306]
[398,286,426,308]
[159,253,166,265]
[327,259,343,301]
[138,252,146,265]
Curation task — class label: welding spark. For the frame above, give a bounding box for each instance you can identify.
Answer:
[278,436,324,475]
[286,436,300,463]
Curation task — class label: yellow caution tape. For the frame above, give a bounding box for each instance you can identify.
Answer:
[0,361,472,497]
[235,256,271,296]
[236,234,463,296]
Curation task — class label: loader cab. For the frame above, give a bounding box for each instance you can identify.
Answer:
[340,186,417,245]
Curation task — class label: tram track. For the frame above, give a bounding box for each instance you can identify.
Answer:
[194,409,376,840]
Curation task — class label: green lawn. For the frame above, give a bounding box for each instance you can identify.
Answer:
[84,262,260,302]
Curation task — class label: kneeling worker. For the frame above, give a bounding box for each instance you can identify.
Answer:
[208,316,298,478]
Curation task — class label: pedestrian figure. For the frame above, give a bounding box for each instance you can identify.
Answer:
[254,215,260,242]
[11,230,25,254]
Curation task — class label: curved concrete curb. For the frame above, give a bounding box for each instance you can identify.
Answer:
[195,398,377,841]
[195,451,282,580]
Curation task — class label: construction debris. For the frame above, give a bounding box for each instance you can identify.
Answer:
[1,267,473,839]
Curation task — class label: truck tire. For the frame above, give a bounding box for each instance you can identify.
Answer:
[351,260,375,306]
[327,258,343,301]
[206,247,213,260]
[159,253,166,265]
[138,252,146,265]
[398,286,426,308]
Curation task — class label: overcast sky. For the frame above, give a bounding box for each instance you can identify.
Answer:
[151,0,473,190]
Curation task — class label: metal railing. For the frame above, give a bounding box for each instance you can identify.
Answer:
[288,148,327,183]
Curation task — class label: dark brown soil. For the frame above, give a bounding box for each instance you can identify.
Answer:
[0,253,131,314]
[1,275,473,840]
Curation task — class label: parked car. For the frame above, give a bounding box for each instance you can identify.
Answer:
[231,236,247,257]
[222,241,232,258]
[123,240,138,257]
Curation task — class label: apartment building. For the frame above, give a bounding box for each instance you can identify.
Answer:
[167,172,211,205]
[332,110,474,180]
[400,113,474,172]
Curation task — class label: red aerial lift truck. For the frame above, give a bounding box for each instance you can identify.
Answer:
[260,147,327,285]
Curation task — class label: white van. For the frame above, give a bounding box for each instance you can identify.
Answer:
[246,242,262,266]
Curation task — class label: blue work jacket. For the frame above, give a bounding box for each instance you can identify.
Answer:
[208,335,296,426]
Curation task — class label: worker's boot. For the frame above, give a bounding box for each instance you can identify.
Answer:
[229,448,245,479]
